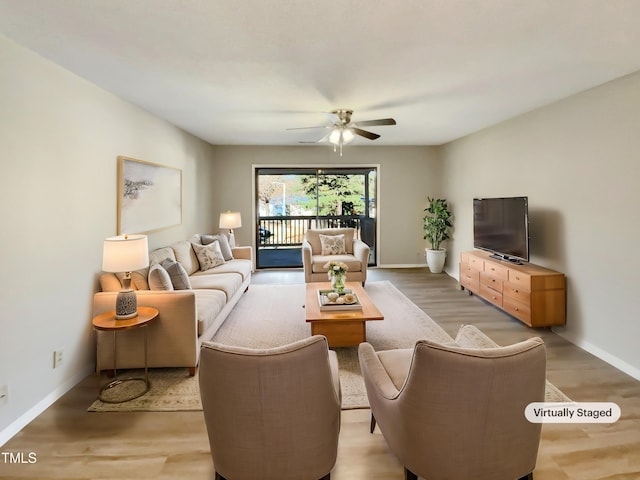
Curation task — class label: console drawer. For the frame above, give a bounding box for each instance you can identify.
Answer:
[480,271,503,291]
[483,261,509,280]
[503,297,532,325]
[480,283,503,307]
[460,264,479,291]
[503,281,531,304]
[468,254,483,271]
[508,271,532,290]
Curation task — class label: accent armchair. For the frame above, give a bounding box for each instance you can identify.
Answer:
[199,336,342,480]
[358,337,546,480]
[302,228,370,285]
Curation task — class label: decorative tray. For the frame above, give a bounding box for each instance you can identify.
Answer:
[317,289,363,311]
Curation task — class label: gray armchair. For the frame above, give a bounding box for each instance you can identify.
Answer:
[359,337,546,480]
[199,336,341,480]
[302,228,370,285]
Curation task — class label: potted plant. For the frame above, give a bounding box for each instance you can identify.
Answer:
[423,197,452,273]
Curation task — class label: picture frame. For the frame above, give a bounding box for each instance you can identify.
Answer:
[117,156,182,235]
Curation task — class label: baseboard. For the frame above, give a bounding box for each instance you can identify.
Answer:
[0,366,93,447]
[553,329,640,381]
[376,264,429,269]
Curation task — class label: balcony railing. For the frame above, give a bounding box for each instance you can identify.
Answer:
[258,215,368,247]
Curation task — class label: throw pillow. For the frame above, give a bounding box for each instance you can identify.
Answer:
[320,234,347,255]
[170,240,199,275]
[192,240,226,271]
[201,234,233,261]
[161,258,192,290]
[148,246,176,266]
[148,264,174,291]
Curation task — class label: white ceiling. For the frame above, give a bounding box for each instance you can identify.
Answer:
[2,0,640,146]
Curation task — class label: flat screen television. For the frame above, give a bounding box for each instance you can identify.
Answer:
[473,196,529,263]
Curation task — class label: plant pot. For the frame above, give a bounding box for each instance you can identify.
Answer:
[425,248,446,274]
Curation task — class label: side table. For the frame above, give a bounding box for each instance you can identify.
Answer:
[92,307,159,403]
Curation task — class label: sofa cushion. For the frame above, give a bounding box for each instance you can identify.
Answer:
[100,273,122,292]
[201,234,233,261]
[310,254,362,273]
[171,240,199,275]
[320,233,347,255]
[148,264,174,291]
[161,258,192,290]
[149,246,176,266]
[189,272,242,300]
[194,289,227,336]
[193,241,226,271]
[196,258,252,281]
[306,228,355,254]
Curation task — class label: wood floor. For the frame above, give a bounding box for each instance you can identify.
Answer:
[2,268,639,479]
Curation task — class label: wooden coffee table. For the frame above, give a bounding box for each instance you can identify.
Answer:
[305,282,384,347]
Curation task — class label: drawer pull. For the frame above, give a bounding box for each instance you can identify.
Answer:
[513,289,519,293]
[514,307,519,311]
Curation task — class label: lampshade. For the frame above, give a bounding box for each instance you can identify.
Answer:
[219,211,242,230]
[102,235,149,273]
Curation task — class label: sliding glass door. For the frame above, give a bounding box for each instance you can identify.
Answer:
[255,167,377,268]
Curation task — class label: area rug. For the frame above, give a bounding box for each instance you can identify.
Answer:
[88,281,569,412]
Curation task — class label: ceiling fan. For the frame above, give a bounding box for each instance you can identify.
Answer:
[288,109,396,155]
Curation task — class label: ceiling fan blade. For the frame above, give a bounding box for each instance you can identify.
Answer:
[322,111,340,123]
[286,125,330,130]
[352,127,381,140]
[299,132,331,144]
[352,118,396,127]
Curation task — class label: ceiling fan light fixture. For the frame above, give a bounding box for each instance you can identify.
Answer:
[328,126,355,146]
[328,128,342,145]
[342,128,355,144]
[288,109,395,156]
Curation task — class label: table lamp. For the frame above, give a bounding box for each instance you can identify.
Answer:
[102,234,149,319]
[219,211,242,247]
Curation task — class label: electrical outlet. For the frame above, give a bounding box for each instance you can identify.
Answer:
[53,350,64,369]
[0,384,8,406]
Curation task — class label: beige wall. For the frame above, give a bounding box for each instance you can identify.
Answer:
[209,145,441,266]
[0,35,217,440]
[441,71,640,378]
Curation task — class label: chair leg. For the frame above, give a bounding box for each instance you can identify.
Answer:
[370,413,377,433]
[404,467,418,480]
[518,474,533,480]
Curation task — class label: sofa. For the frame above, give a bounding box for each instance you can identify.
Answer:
[93,234,252,376]
[302,228,370,285]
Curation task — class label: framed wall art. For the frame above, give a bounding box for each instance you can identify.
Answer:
[117,156,182,235]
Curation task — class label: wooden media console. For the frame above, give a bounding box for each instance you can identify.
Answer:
[459,250,566,327]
